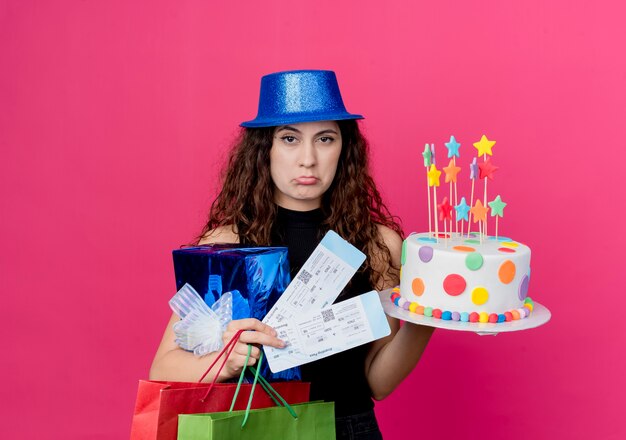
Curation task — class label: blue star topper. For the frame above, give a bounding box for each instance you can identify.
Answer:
[445,135,461,158]
[454,197,471,222]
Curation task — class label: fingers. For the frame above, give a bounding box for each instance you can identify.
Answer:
[224,319,285,348]
[238,330,285,348]
[226,318,278,337]
[227,352,258,369]
[233,343,261,359]
[224,346,261,377]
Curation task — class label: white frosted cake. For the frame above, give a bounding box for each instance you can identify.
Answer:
[392,232,534,323]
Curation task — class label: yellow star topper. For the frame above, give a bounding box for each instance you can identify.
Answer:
[473,135,496,156]
[427,164,441,187]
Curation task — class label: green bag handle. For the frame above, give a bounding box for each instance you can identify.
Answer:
[229,345,298,427]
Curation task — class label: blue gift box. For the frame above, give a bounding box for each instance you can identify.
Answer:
[172,244,300,381]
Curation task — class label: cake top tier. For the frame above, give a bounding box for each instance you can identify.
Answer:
[406,232,530,258]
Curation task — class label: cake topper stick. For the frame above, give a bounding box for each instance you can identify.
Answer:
[478,157,499,239]
[427,163,442,243]
[473,135,496,238]
[430,144,437,238]
[443,161,461,238]
[488,195,507,240]
[454,158,458,236]
[433,186,439,242]
[448,175,454,234]
[484,156,488,238]
[467,157,478,237]
[470,199,488,243]
[454,157,460,236]
[495,208,498,240]
[422,144,433,237]
[444,136,461,237]
[438,197,453,246]
[454,197,470,239]
[444,210,447,245]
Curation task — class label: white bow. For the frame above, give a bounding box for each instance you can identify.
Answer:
[169,283,232,356]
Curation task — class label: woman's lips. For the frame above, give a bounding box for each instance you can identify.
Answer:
[294,176,319,185]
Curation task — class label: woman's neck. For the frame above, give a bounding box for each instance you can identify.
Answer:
[274,197,322,212]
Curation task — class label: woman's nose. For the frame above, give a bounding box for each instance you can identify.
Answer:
[299,142,316,167]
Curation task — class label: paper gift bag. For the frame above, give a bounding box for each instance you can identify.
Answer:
[178,352,334,440]
[172,244,298,381]
[130,380,310,440]
[130,331,310,440]
[177,401,336,440]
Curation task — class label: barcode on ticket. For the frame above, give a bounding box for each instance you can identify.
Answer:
[321,309,335,323]
[298,269,312,285]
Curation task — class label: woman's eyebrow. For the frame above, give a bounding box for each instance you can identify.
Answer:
[276,125,301,133]
[315,129,338,135]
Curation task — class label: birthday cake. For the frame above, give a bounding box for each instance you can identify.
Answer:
[390,135,534,324]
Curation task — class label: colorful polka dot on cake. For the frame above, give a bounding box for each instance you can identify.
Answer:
[418,237,437,243]
[518,275,529,300]
[412,278,425,296]
[465,252,484,270]
[498,260,516,284]
[471,286,489,305]
[443,274,466,296]
[401,240,407,265]
[501,241,519,248]
[453,246,475,252]
[418,246,434,262]
[488,236,512,241]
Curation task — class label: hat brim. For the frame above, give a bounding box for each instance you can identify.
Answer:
[240,112,364,128]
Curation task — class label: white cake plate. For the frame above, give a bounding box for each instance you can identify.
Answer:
[378,288,551,335]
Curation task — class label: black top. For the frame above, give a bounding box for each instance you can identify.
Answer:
[268,206,375,417]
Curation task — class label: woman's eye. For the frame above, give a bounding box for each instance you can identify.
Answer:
[281,135,298,144]
[318,136,334,143]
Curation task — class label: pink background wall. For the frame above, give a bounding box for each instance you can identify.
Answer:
[1,1,624,438]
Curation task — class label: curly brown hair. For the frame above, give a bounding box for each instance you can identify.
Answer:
[197,120,403,288]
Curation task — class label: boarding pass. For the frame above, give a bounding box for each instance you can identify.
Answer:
[265,290,391,372]
[262,230,366,327]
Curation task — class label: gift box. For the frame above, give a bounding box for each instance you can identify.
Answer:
[172,244,299,381]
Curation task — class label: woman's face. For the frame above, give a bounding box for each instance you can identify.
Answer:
[270,121,342,211]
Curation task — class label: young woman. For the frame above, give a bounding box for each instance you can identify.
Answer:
[151,70,433,439]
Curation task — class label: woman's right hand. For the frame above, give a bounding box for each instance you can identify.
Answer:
[219,318,285,380]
